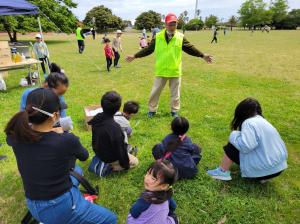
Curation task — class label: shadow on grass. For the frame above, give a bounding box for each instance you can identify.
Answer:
[198,164,280,199]
[46,40,73,45]
[0,85,25,94]
[77,119,89,132]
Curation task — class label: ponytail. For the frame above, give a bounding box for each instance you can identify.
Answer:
[165,137,182,154]
[5,111,41,143]
[165,134,186,155]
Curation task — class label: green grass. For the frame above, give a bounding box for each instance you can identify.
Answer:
[0,30,300,224]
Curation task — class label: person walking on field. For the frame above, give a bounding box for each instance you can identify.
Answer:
[92,28,96,40]
[76,24,85,54]
[112,30,123,68]
[211,28,218,43]
[104,38,114,72]
[126,13,213,117]
[142,28,147,38]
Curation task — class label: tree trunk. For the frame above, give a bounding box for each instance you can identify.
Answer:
[5,30,14,42]
[3,24,17,42]
[12,31,17,42]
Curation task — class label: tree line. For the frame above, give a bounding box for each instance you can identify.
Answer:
[0,0,299,42]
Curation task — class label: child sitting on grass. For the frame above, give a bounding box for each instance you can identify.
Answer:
[114,101,140,142]
[127,160,179,224]
[207,98,288,182]
[152,117,202,179]
[88,91,139,173]
[98,100,140,139]
[104,38,114,72]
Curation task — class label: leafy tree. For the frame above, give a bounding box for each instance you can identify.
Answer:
[177,13,185,29]
[83,5,125,32]
[177,11,190,30]
[134,10,162,30]
[0,0,78,42]
[280,9,300,29]
[270,0,289,29]
[123,20,133,28]
[238,0,272,28]
[204,15,218,28]
[228,16,238,30]
[185,18,204,30]
[288,9,300,27]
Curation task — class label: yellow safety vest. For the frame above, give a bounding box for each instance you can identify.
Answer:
[154,29,184,77]
[76,27,84,41]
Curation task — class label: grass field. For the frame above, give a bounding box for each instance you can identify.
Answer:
[0,30,300,224]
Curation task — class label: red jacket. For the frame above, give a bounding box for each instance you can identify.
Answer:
[104,45,114,58]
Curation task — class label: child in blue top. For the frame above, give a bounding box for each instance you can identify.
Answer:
[33,33,50,77]
[152,117,202,179]
[207,98,288,182]
[20,65,72,131]
[127,160,179,224]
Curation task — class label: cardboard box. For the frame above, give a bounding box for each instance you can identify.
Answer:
[84,105,102,130]
[0,41,12,66]
[0,71,8,78]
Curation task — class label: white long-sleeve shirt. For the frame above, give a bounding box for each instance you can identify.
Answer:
[33,41,49,59]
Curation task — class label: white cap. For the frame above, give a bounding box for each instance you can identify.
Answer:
[116,30,123,34]
[35,33,42,39]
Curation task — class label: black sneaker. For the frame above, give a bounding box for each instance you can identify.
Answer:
[147,112,156,118]
[171,112,179,117]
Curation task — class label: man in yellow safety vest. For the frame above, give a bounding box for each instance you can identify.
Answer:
[126,13,213,117]
[76,24,85,54]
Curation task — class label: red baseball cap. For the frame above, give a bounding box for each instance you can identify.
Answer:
[165,13,177,24]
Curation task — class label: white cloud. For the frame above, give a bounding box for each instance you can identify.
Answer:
[72,0,300,22]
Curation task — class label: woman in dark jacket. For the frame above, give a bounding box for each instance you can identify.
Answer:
[5,88,116,224]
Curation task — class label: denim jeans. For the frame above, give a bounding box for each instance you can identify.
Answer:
[26,165,117,224]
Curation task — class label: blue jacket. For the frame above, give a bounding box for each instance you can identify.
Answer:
[155,134,201,179]
[20,88,67,118]
[229,115,288,178]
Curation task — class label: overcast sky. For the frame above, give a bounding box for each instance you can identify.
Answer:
[72,0,300,22]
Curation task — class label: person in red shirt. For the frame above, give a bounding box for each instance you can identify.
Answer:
[104,38,114,72]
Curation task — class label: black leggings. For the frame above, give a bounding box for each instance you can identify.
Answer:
[106,57,112,71]
[77,40,85,53]
[113,49,120,66]
[211,36,217,43]
[224,143,282,181]
[39,57,50,74]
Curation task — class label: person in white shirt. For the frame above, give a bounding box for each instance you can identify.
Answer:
[112,30,123,68]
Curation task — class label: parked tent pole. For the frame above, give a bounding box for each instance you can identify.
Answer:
[37,16,43,38]
[37,16,50,74]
